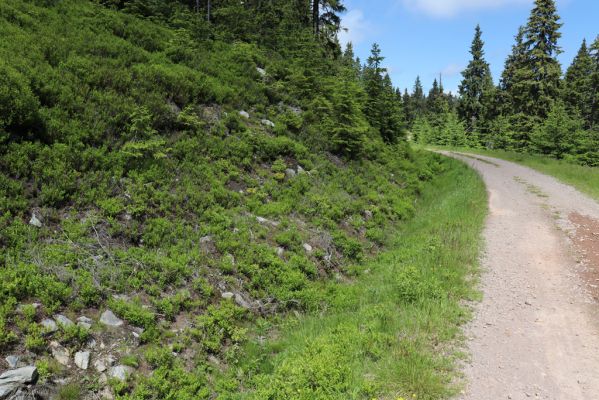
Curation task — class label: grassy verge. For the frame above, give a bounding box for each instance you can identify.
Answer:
[432,146,599,202]
[236,156,488,400]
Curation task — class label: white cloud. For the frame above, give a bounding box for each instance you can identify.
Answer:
[401,0,531,18]
[338,9,373,48]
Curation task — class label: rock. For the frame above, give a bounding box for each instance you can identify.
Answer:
[94,356,115,373]
[255,216,279,227]
[297,165,306,174]
[303,243,313,253]
[285,168,296,179]
[221,292,234,300]
[74,351,90,370]
[99,386,114,400]
[4,356,19,369]
[0,366,38,386]
[199,235,217,254]
[100,310,123,327]
[77,316,93,330]
[41,319,57,333]
[50,342,70,366]
[234,293,252,309]
[167,99,181,115]
[276,247,285,257]
[28,214,42,228]
[261,119,275,128]
[131,327,144,339]
[238,110,250,119]
[256,67,266,77]
[0,384,17,399]
[364,210,373,220]
[54,314,74,328]
[108,365,134,382]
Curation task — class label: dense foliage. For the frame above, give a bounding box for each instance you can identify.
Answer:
[410,0,598,166]
[0,0,432,398]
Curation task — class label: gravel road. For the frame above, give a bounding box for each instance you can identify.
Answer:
[442,151,599,400]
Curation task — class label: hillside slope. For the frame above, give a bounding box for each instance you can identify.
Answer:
[0,1,446,398]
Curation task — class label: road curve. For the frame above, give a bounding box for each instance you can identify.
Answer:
[440,151,599,400]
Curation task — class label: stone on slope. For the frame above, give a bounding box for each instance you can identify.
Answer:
[41,319,57,333]
[54,314,74,328]
[108,365,134,382]
[4,356,19,369]
[74,351,90,370]
[100,310,123,327]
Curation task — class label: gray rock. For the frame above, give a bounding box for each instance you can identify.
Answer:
[74,351,90,370]
[4,356,19,369]
[285,168,296,178]
[94,356,115,373]
[54,314,74,328]
[77,316,93,330]
[41,319,57,333]
[255,216,279,227]
[261,119,275,128]
[303,243,313,253]
[0,384,17,399]
[50,342,70,366]
[297,165,306,174]
[238,110,250,119]
[276,247,285,257]
[28,214,42,228]
[234,293,252,309]
[100,310,123,327]
[364,210,373,220]
[108,365,134,382]
[221,292,234,300]
[0,366,38,386]
[256,67,266,77]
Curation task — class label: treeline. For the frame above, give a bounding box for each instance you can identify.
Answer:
[408,0,598,166]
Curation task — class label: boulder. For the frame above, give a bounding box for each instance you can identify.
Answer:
[256,67,266,77]
[50,342,70,366]
[28,214,42,228]
[221,292,234,300]
[285,168,296,179]
[77,316,93,330]
[74,351,90,370]
[276,247,285,257]
[364,210,373,220]
[41,319,57,333]
[260,119,275,128]
[297,165,306,174]
[0,366,38,386]
[100,310,123,327]
[303,243,313,253]
[108,365,134,382]
[255,216,279,227]
[0,384,17,399]
[238,110,250,119]
[54,314,74,328]
[234,293,252,309]
[4,356,19,369]
[93,356,115,373]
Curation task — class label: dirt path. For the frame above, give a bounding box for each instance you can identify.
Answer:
[442,152,599,400]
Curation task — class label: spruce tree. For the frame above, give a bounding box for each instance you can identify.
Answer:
[411,76,426,120]
[458,25,494,137]
[563,39,594,128]
[427,78,449,129]
[590,35,599,130]
[521,0,563,119]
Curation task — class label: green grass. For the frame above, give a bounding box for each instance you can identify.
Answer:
[435,146,599,201]
[236,157,488,400]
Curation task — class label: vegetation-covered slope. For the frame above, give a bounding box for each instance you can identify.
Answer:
[0,1,474,399]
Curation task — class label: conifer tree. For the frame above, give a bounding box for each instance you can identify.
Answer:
[427,78,449,129]
[458,25,494,136]
[521,0,563,119]
[411,76,426,120]
[590,35,599,130]
[563,39,594,128]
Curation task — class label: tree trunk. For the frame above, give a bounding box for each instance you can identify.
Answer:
[207,0,211,22]
[312,0,319,35]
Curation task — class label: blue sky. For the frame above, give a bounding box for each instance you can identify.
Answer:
[338,0,599,95]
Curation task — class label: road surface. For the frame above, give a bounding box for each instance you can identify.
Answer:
[442,151,599,400]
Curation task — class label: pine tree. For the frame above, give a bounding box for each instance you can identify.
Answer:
[363,43,385,130]
[563,39,594,128]
[590,35,599,130]
[521,0,563,119]
[378,74,405,143]
[531,101,580,158]
[331,75,368,158]
[458,25,494,136]
[427,78,449,129]
[411,76,426,120]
